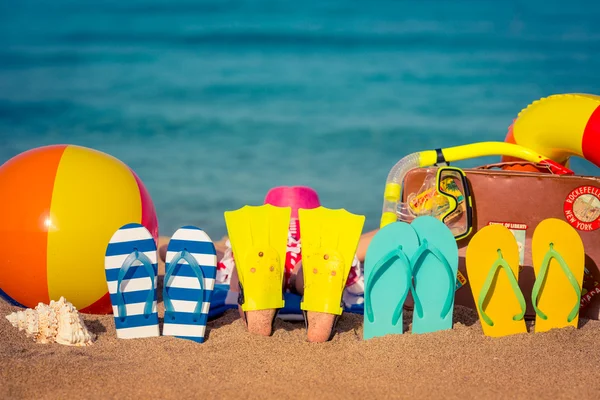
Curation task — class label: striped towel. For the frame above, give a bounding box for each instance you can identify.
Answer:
[162,226,217,343]
[105,223,160,339]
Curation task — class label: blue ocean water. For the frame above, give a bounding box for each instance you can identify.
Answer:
[1,0,599,239]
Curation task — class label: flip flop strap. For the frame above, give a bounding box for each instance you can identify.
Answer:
[116,250,156,320]
[391,251,413,326]
[163,250,206,316]
[409,239,455,320]
[478,249,526,327]
[531,244,581,323]
[365,245,412,325]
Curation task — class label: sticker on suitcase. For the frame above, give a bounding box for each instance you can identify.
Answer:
[581,267,600,309]
[563,186,600,232]
[456,270,467,290]
[487,222,527,268]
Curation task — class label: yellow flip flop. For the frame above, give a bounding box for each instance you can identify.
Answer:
[531,218,585,333]
[223,204,291,311]
[466,224,527,337]
[299,206,365,315]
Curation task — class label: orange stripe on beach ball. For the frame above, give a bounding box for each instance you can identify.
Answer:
[0,145,67,308]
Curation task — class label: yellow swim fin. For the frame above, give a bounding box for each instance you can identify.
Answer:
[466,224,527,337]
[224,204,291,312]
[299,206,365,315]
[531,218,585,333]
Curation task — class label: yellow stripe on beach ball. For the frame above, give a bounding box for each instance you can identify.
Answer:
[46,145,143,310]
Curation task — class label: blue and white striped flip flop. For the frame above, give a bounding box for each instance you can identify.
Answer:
[105,223,160,339]
[162,226,217,343]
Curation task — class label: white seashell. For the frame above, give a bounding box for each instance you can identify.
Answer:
[5,297,95,346]
[54,298,95,346]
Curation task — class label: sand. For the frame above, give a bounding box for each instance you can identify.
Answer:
[2,252,600,399]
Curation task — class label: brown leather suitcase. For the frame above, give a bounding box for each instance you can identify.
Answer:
[401,162,600,319]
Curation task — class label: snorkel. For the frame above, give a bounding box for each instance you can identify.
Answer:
[380,141,573,228]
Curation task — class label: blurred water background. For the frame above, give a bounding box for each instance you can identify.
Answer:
[1,0,599,238]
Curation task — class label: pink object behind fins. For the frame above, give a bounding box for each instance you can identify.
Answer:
[263,186,321,219]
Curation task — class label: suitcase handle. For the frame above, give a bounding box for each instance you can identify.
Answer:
[475,161,556,174]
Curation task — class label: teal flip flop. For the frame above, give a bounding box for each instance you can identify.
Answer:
[409,216,459,334]
[363,222,420,340]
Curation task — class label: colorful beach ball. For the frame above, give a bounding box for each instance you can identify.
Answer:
[0,145,158,314]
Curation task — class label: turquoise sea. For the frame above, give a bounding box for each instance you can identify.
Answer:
[1,0,599,239]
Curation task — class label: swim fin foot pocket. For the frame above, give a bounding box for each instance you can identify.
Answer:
[298,206,365,342]
[224,204,291,337]
[238,281,278,336]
